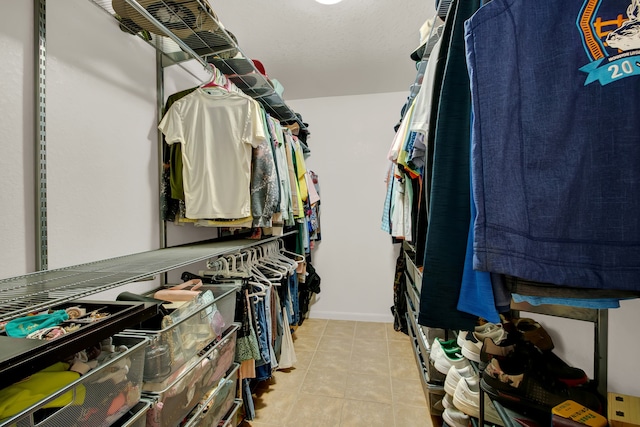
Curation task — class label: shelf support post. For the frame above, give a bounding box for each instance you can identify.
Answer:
[595,309,608,400]
[34,0,48,271]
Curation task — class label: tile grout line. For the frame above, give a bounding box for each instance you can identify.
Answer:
[387,327,398,427]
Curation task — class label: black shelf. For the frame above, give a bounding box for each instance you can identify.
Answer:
[0,300,158,389]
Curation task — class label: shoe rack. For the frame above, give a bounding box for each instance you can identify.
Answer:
[401,241,609,427]
[477,294,608,427]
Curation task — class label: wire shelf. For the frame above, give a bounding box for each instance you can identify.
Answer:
[87,0,308,133]
[0,233,294,322]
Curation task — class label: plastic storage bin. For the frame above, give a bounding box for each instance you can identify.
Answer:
[144,325,239,427]
[183,364,239,427]
[1,335,148,427]
[126,285,238,382]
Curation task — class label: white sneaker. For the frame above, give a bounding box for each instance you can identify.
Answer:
[453,378,504,426]
[434,346,471,375]
[444,365,477,396]
[458,323,501,347]
[460,323,506,362]
[443,408,470,427]
[429,338,459,363]
[442,392,455,409]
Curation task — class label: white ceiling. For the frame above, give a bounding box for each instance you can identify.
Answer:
[209,0,436,101]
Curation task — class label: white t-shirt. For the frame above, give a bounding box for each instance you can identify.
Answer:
[159,88,266,219]
[409,36,443,134]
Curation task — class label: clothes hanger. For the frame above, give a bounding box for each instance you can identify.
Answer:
[270,241,299,268]
[260,242,292,275]
[199,256,230,279]
[226,252,251,278]
[200,252,250,280]
[253,245,285,279]
[246,280,267,298]
[277,240,305,264]
[200,66,228,90]
[247,248,280,287]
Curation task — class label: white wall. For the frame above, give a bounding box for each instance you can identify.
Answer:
[288,92,405,323]
[47,1,159,268]
[0,1,35,279]
[0,1,211,290]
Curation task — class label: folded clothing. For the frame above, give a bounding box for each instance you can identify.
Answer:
[0,362,85,420]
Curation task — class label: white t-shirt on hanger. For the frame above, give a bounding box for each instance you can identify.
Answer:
[409,36,443,134]
[159,88,266,219]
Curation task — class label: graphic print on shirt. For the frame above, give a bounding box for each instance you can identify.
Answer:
[578,0,640,85]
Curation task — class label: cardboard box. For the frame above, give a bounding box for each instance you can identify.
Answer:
[609,393,640,427]
[552,400,608,427]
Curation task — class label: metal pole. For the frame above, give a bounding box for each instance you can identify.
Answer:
[34,0,48,271]
[156,49,165,251]
[156,48,168,286]
[596,309,609,401]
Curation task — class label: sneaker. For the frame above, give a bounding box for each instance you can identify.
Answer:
[480,338,588,387]
[443,407,470,427]
[458,323,503,348]
[460,323,506,362]
[453,377,504,426]
[513,318,554,351]
[443,392,455,409]
[445,365,478,396]
[481,359,601,414]
[434,345,471,375]
[430,338,460,363]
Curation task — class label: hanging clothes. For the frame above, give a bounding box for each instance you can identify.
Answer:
[159,87,266,220]
[391,247,408,334]
[417,0,480,331]
[160,87,197,221]
[250,109,280,228]
[269,118,295,226]
[283,130,303,219]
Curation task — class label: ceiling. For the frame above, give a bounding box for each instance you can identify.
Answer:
[209,0,436,101]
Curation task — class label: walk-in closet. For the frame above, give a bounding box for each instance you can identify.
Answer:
[1,1,640,427]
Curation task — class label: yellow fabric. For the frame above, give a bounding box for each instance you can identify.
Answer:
[395,102,417,171]
[0,362,85,420]
[284,134,302,218]
[293,140,308,202]
[177,215,253,227]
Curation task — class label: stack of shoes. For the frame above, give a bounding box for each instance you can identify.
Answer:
[479,318,602,418]
[453,377,505,426]
[442,363,474,427]
[430,338,471,375]
[441,358,504,426]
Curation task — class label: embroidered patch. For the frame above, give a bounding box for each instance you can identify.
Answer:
[577,0,640,85]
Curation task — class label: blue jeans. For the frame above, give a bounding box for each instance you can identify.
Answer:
[287,274,299,327]
[252,294,271,366]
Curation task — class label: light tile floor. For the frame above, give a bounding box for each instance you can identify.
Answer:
[239,319,437,427]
